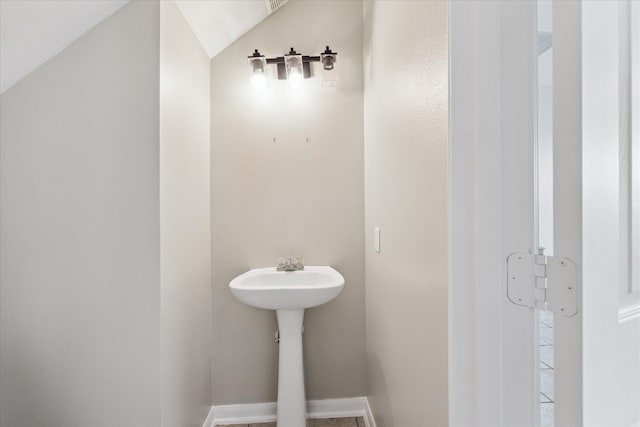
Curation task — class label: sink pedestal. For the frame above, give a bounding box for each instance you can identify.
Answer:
[276,308,306,427]
[229,267,345,427]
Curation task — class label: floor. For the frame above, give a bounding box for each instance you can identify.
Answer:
[539,310,554,427]
[217,417,366,427]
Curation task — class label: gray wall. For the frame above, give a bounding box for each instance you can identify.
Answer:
[0,2,161,426]
[363,1,449,426]
[160,2,212,426]
[210,0,365,405]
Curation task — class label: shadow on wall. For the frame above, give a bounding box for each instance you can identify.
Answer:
[4,342,74,425]
[365,354,393,426]
[362,0,374,84]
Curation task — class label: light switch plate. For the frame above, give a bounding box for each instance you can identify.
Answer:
[374,227,381,253]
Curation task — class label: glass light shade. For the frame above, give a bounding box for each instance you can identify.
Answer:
[321,63,337,88]
[250,72,268,90]
[321,52,336,71]
[285,54,304,88]
[320,51,338,88]
[248,56,268,90]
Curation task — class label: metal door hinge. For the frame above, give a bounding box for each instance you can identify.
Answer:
[507,248,578,316]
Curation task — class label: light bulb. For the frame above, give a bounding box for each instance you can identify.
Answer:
[284,49,304,89]
[288,67,303,88]
[250,72,267,90]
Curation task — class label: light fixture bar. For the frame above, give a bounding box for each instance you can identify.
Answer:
[249,46,338,81]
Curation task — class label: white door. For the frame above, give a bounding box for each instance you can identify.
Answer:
[449,1,640,426]
[551,1,640,426]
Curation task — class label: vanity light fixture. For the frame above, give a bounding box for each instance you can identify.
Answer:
[247,46,338,88]
[248,49,268,90]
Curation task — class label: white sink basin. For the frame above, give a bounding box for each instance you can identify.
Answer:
[229,266,344,310]
[229,265,345,427]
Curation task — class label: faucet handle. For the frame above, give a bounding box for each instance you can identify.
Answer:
[292,256,304,270]
[276,256,304,270]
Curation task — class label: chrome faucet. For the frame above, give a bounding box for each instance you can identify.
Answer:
[276,256,304,271]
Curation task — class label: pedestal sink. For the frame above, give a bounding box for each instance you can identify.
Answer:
[229,266,345,427]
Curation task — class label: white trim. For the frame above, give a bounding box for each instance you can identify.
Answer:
[619,304,640,323]
[449,2,538,426]
[212,402,277,425]
[363,397,377,427]
[618,0,640,312]
[631,0,640,294]
[202,406,215,427]
[205,397,375,427]
[308,397,368,421]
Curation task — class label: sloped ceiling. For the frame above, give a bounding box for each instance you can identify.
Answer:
[0,0,272,94]
[175,1,268,58]
[0,0,129,94]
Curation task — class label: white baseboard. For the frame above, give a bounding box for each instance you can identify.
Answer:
[204,396,376,427]
[363,397,377,427]
[211,401,277,425]
[202,405,215,427]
